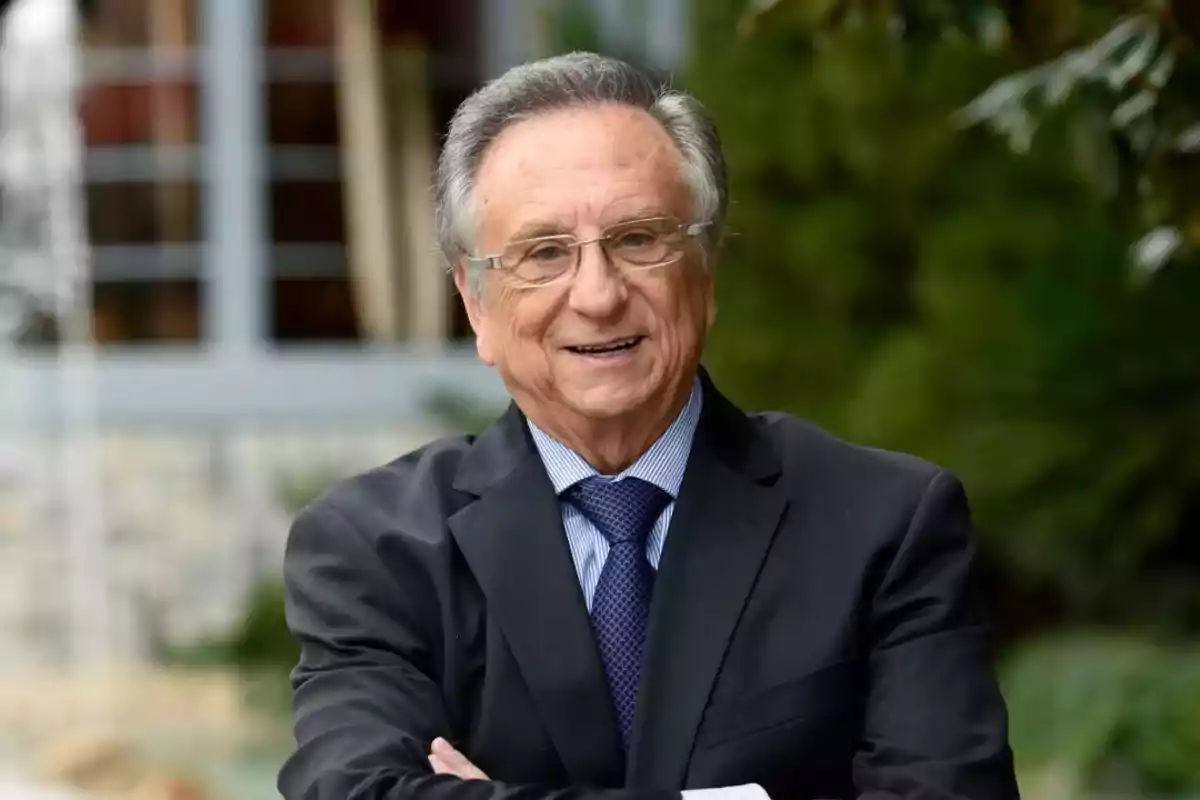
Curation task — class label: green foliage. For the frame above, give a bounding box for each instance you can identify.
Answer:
[158,579,298,717]
[544,0,608,54]
[1002,634,1200,794]
[542,0,662,68]
[226,580,300,716]
[277,470,341,514]
[692,0,1200,636]
[958,5,1200,276]
[541,0,650,65]
[227,580,298,669]
[737,0,997,41]
[159,580,297,671]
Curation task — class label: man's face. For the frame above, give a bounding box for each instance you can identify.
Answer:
[456,104,715,425]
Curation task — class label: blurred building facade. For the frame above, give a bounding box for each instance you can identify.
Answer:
[0,0,687,667]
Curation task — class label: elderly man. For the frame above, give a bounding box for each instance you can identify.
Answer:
[278,53,1019,800]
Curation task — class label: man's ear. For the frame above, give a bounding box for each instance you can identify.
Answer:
[452,264,495,365]
[703,265,718,331]
[452,264,482,325]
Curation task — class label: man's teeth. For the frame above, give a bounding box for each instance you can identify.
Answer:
[571,338,639,353]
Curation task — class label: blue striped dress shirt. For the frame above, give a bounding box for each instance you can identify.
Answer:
[527,378,703,611]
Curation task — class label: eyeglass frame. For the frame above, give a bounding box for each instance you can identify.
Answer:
[463,216,712,288]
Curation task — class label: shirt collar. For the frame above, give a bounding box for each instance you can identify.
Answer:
[527,377,703,498]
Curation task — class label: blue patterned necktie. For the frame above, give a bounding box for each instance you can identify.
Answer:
[563,476,672,750]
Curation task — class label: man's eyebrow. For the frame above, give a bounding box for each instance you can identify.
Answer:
[602,208,672,227]
[507,220,573,242]
[504,208,672,244]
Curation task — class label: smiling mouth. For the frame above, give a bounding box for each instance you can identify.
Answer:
[564,335,645,356]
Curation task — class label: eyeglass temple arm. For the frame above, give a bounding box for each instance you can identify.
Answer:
[463,254,500,270]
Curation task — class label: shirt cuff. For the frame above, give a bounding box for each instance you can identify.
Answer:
[681,785,770,800]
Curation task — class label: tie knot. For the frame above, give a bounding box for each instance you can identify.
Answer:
[562,476,672,546]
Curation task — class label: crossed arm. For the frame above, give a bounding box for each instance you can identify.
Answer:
[428,739,767,800]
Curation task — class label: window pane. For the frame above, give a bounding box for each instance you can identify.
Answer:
[270,181,345,243]
[450,295,472,341]
[266,83,341,146]
[81,83,200,146]
[94,280,202,343]
[19,281,202,346]
[82,0,198,48]
[265,0,334,48]
[87,182,201,245]
[271,277,359,343]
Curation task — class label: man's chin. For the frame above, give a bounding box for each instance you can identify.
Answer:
[561,383,653,421]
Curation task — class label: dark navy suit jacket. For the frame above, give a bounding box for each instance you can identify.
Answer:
[278,373,1019,800]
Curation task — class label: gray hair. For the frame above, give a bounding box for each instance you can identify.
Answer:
[434,52,728,284]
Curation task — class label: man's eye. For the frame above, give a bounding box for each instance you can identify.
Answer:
[527,243,571,261]
[613,229,661,250]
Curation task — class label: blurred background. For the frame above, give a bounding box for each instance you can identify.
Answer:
[0,0,1196,797]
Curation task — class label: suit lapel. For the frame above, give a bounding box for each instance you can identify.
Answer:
[448,406,625,787]
[627,378,788,789]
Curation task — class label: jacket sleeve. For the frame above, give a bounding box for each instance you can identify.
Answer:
[852,471,1021,800]
[277,499,677,800]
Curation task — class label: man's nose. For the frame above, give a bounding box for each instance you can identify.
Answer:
[567,242,627,318]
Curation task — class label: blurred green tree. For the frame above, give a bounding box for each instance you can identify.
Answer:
[1001,634,1200,794]
[694,0,1200,637]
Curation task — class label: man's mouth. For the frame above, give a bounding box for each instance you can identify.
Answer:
[564,335,645,356]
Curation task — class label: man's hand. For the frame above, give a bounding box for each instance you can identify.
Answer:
[428,737,490,781]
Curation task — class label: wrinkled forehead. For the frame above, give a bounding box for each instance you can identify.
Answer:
[473,105,692,246]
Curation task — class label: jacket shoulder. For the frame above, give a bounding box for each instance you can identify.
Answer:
[296,431,477,544]
[749,411,947,500]
[745,412,972,583]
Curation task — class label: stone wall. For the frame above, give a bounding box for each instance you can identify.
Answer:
[0,425,445,667]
